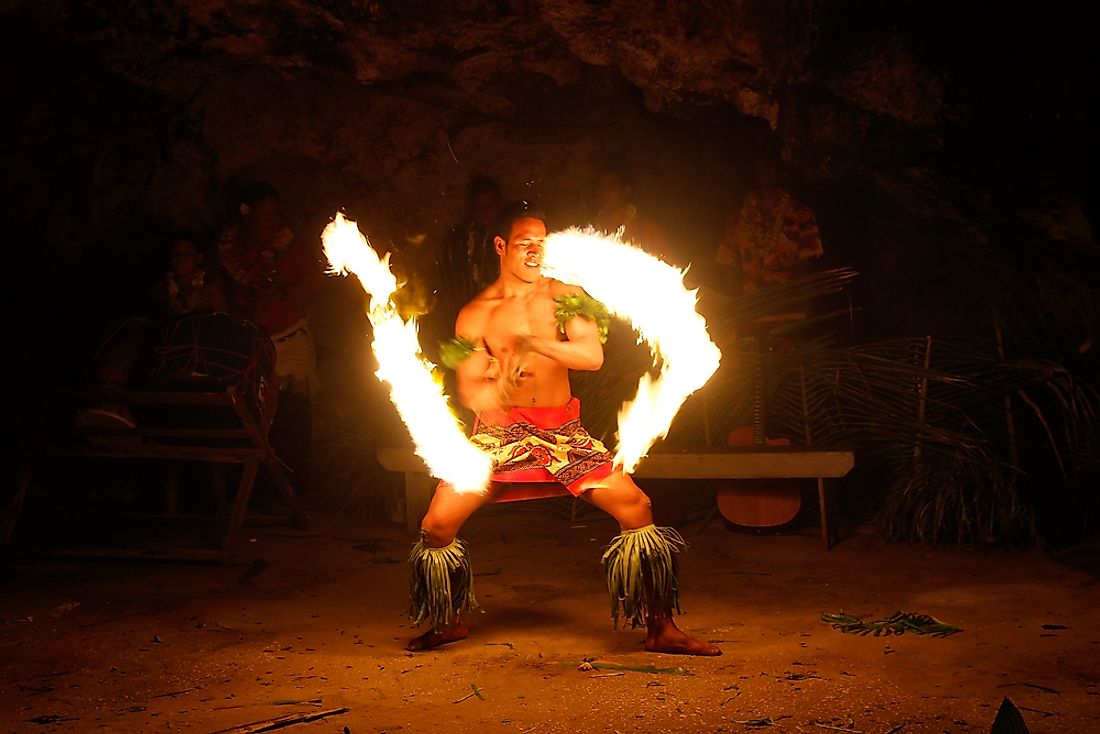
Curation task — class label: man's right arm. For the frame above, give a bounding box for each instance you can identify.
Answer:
[453,305,502,414]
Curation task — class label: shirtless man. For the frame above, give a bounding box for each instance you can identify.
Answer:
[406,202,720,657]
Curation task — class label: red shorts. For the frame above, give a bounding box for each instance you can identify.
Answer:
[465,397,616,502]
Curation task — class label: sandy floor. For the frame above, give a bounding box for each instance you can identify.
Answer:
[1,501,1098,734]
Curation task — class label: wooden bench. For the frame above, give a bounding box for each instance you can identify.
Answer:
[3,386,310,563]
[376,446,855,548]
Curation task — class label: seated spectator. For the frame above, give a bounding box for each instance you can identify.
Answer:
[714,159,824,295]
[423,174,503,373]
[151,231,228,318]
[592,157,671,261]
[218,181,322,496]
[439,174,503,301]
[218,182,321,394]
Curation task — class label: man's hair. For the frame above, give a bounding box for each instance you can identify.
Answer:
[167,229,210,263]
[170,229,202,248]
[468,174,500,199]
[491,200,548,244]
[241,181,280,207]
[597,156,635,189]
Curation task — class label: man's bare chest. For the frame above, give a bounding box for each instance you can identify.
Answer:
[484,296,559,344]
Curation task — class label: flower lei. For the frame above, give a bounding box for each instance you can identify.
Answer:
[219,224,293,288]
[166,269,205,299]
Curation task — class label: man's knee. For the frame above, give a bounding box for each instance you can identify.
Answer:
[616,490,653,529]
[419,515,458,548]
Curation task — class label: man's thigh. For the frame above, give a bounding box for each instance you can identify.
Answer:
[423,480,505,528]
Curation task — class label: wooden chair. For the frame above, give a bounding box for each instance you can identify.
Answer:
[3,384,309,563]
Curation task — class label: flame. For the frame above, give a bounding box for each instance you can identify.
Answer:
[541,227,721,473]
[321,213,492,494]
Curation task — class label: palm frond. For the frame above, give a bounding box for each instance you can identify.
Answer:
[822,610,960,637]
[713,267,860,327]
[678,270,1099,546]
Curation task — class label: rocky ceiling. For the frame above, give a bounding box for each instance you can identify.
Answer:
[6,1,1099,339]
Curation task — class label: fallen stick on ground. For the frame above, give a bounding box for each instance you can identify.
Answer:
[996,681,1060,695]
[568,660,692,676]
[1016,705,1055,718]
[814,723,862,733]
[452,683,485,703]
[151,687,198,699]
[12,670,68,682]
[207,707,349,734]
[214,698,323,711]
[26,715,80,725]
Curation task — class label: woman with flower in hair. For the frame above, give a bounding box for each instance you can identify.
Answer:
[219,182,322,495]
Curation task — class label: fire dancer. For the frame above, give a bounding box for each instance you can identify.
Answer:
[151,232,228,318]
[407,201,721,656]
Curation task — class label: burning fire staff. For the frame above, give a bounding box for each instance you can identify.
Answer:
[405,202,721,655]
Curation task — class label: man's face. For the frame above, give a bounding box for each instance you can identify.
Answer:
[245,197,283,243]
[171,239,200,278]
[595,172,629,214]
[496,217,546,283]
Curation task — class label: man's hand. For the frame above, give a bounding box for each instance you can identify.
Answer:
[467,385,504,414]
[464,355,522,413]
[505,331,535,382]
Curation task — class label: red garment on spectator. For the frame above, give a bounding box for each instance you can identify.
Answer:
[218,224,321,334]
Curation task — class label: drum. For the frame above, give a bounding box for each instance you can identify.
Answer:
[87,316,157,392]
[152,313,277,420]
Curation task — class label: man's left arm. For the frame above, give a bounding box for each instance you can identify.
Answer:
[519,288,604,371]
[522,321,603,371]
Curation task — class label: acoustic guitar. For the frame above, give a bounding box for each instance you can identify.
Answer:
[716,320,803,528]
[716,426,802,529]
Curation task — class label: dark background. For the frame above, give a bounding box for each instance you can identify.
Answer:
[3,1,1098,544]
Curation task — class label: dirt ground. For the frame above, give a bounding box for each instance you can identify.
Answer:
[2,500,1098,734]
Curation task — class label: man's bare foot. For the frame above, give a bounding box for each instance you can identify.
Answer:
[645,616,722,656]
[406,622,469,652]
